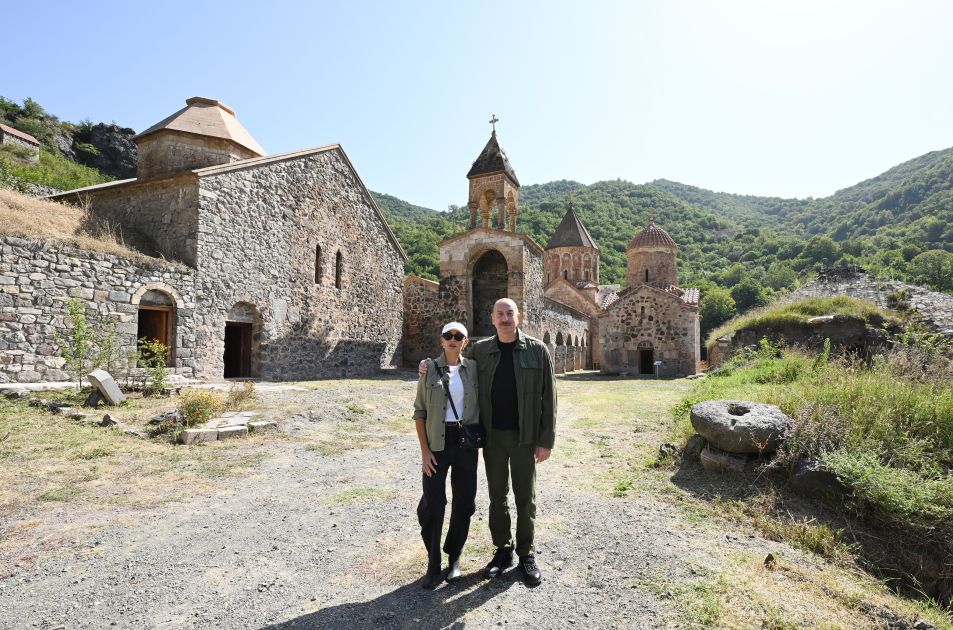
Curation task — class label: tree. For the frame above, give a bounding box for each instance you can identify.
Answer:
[56,299,94,391]
[908,250,953,292]
[802,235,839,264]
[764,262,797,291]
[718,263,748,287]
[731,277,769,312]
[700,287,736,335]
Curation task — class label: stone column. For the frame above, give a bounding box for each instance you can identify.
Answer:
[508,202,517,232]
[468,202,478,229]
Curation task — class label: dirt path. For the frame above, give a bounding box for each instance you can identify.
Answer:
[0,373,932,629]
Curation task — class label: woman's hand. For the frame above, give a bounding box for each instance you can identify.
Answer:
[421,448,438,477]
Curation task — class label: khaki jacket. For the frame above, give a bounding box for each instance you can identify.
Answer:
[413,353,479,452]
[468,329,557,449]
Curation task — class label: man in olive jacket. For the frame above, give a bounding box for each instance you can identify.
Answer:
[472,298,556,586]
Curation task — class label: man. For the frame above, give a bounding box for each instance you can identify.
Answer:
[420,298,556,586]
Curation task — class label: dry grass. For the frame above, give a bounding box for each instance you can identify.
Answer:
[0,187,155,262]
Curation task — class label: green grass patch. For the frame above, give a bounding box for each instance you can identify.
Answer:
[707,295,901,349]
[0,146,111,191]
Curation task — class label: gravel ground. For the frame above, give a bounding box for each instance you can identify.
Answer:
[0,374,791,629]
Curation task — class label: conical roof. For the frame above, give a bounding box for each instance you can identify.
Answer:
[466,131,519,185]
[135,97,266,156]
[546,202,598,249]
[628,220,678,250]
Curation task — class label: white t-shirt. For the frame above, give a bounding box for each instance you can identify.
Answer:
[443,365,465,423]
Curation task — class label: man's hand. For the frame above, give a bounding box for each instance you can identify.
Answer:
[535,446,551,463]
[418,359,429,377]
[422,448,438,477]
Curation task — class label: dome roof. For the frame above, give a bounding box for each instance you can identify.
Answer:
[628,220,677,250]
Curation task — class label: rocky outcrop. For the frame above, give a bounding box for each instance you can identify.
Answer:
[72,123,137,180]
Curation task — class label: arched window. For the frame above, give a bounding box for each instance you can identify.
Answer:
[563,269,568,279]
[314,244,322,284]
[335,251,343,289]
[543,331,551,344]
[645,269,649,282]
[555,332,563,346]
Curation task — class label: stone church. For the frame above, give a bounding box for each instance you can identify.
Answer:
[0,98,698,383]
[403,126,701,377]
[34,96,406,381]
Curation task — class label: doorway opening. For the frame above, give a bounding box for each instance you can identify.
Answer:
[137,289,175,366]
[640,349,655,375]
[224,322,252,378]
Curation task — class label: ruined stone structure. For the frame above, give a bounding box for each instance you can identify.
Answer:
[0,97,405,383]
[598,222,701,376]
[402,125,700,376]
[0,123,40,163]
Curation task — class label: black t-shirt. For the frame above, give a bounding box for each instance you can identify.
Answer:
[491,339,519,431]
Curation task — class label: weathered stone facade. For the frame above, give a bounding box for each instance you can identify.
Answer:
[599,284,700,376]
[600,221,701,376]
[12,97,407,382]
[0,235,196,383]
[0,123,40,163]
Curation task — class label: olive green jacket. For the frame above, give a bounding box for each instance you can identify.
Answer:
[413,353,479,452]
[467,329,557,449]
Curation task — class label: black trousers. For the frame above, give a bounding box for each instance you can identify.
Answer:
[417,424,479,572]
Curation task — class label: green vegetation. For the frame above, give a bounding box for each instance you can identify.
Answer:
[0,146,110,191]
[706,296,901,347]
[676,340,953,538]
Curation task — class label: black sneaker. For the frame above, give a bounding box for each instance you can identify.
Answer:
[483,548,514,579]
[519,555,541,586]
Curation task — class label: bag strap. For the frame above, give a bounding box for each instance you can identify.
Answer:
[430,359,460,421]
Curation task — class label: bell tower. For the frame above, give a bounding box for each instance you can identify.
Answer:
[466,115,520,231]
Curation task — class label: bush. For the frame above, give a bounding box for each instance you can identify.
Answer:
[226,380,255,409]
[177,390,225,428]
[137,338,170,396]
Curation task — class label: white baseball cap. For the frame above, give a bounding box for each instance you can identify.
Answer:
[441,322,468,338]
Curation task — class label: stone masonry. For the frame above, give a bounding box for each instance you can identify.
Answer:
[0,235,196,383]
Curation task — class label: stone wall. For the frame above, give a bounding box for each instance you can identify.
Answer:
[1,132,40,163]
[137,132,259,180]
[627,246,678,287]
[52,177,200,265]
[599,285,699,376]
[541,299,590,373]
[545,247,598,285]
[191,148,404,379]
[788,269,953,334]
[0,235,196,383]
[402,276,441,365]
[544,279,603,368]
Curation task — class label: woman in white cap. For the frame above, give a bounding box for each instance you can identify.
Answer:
[412,321,480,589]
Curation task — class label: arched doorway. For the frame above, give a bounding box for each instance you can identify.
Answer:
[471,249,508,337]
[137,289,175,366]
[638,340,654,375]
[224,302,260,378]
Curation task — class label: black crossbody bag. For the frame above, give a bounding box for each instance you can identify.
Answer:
[431,359,485,449]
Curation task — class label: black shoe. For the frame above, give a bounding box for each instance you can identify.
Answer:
[519,555,541,586]
[483,548,513,579]
[422,568,443,590]
[446,556,462,583]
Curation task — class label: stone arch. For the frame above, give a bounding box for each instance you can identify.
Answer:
[470,249,508,337]
[555,332,563,345]
[543,331,551,344]
[134,285,179,367]
[480,190,498,228]
[224,302,261,379]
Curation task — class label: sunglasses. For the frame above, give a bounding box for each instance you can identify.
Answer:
[442,332,466,341]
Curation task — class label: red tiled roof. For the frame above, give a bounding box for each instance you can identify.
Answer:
[0,123,39,145]
[628,220,677,250]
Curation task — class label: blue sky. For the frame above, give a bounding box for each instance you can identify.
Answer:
[5,0,953,210]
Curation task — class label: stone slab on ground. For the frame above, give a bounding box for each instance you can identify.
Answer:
[690,399,791,454]
[87,369,126,405]
[217,425,248,440]
[179,428,218,445]
[248,420,278,433]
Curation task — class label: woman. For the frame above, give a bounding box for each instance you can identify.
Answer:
[413,321,480,589]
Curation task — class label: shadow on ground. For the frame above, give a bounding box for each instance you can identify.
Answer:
[262,570,516,629]
[669,455,953,608]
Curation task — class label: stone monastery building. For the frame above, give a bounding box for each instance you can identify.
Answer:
[404,127,701,377]
[0,97,699,383]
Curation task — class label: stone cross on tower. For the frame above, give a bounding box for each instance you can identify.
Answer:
[489,114,499,133]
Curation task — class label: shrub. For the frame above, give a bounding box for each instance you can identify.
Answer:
[226,380,255,409]
[177,390,225,428]
[137,338,170,396]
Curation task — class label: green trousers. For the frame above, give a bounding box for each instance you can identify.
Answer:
[484,428,537,557]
